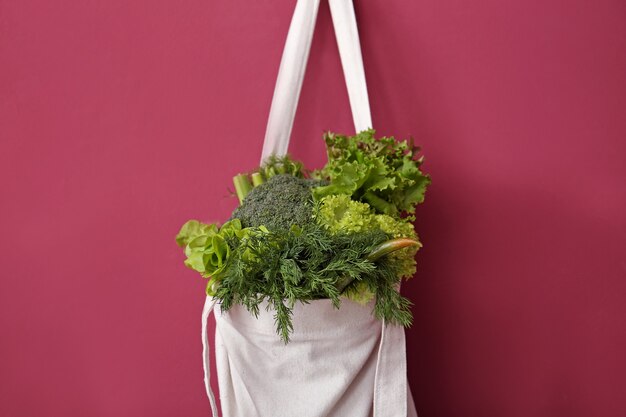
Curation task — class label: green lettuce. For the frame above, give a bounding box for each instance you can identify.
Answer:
[176,219,251,294]
[316,195,421,303]
[316,194,418,240]
[312,130,430,217]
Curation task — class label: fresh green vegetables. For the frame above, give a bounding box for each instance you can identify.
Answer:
[230,175,325,233]
[176,130,430,342]
[313,129,430,218]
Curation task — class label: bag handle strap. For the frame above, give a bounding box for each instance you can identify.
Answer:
[374,319,408,416]
[201,296,219,417]
[261,0,372,161]
[328,0,372,134]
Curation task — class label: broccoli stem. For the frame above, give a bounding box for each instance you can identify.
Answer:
[233,174,253,204]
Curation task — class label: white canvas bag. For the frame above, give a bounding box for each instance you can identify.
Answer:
[201,1,418,415]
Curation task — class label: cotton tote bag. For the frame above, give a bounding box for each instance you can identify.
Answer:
[201,1,418,415]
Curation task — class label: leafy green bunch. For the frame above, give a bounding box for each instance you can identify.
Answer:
[313,129,431,218]
[213,223,412,342]
[176,219,268,295]
[316,194,421,304]
[176,130,429,343]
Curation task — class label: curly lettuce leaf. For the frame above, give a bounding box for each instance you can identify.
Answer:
[176,219,273,295]
[177,221,226,275]
[175,220,218,248]
[316,194,420,280]
[315,194,421,304]
[312,129,430,217]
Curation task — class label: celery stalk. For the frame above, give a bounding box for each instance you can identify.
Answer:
[251,172,264,187]
[233,174,253,204]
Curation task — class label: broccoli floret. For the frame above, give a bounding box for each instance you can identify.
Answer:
[230,174,323,232]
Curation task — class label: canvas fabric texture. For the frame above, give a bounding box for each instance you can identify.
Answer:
[212,299,418,417]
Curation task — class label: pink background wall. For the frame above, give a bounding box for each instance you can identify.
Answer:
[1,0,625,416]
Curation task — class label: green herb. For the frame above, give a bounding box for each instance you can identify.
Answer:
[316,195,420,278]
[315,194,421,303]
[258,154,306,179]
[214,222,413,343]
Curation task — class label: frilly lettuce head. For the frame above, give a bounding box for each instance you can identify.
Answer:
[316,194,418,240]
[316,194,421,304]
[312,129,430,218]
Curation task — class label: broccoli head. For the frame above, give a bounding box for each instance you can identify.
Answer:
[230,174,323,232]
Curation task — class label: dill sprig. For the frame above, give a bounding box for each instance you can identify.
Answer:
[214,223,412,343]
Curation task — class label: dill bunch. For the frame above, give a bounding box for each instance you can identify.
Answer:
[213,223,412,343]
